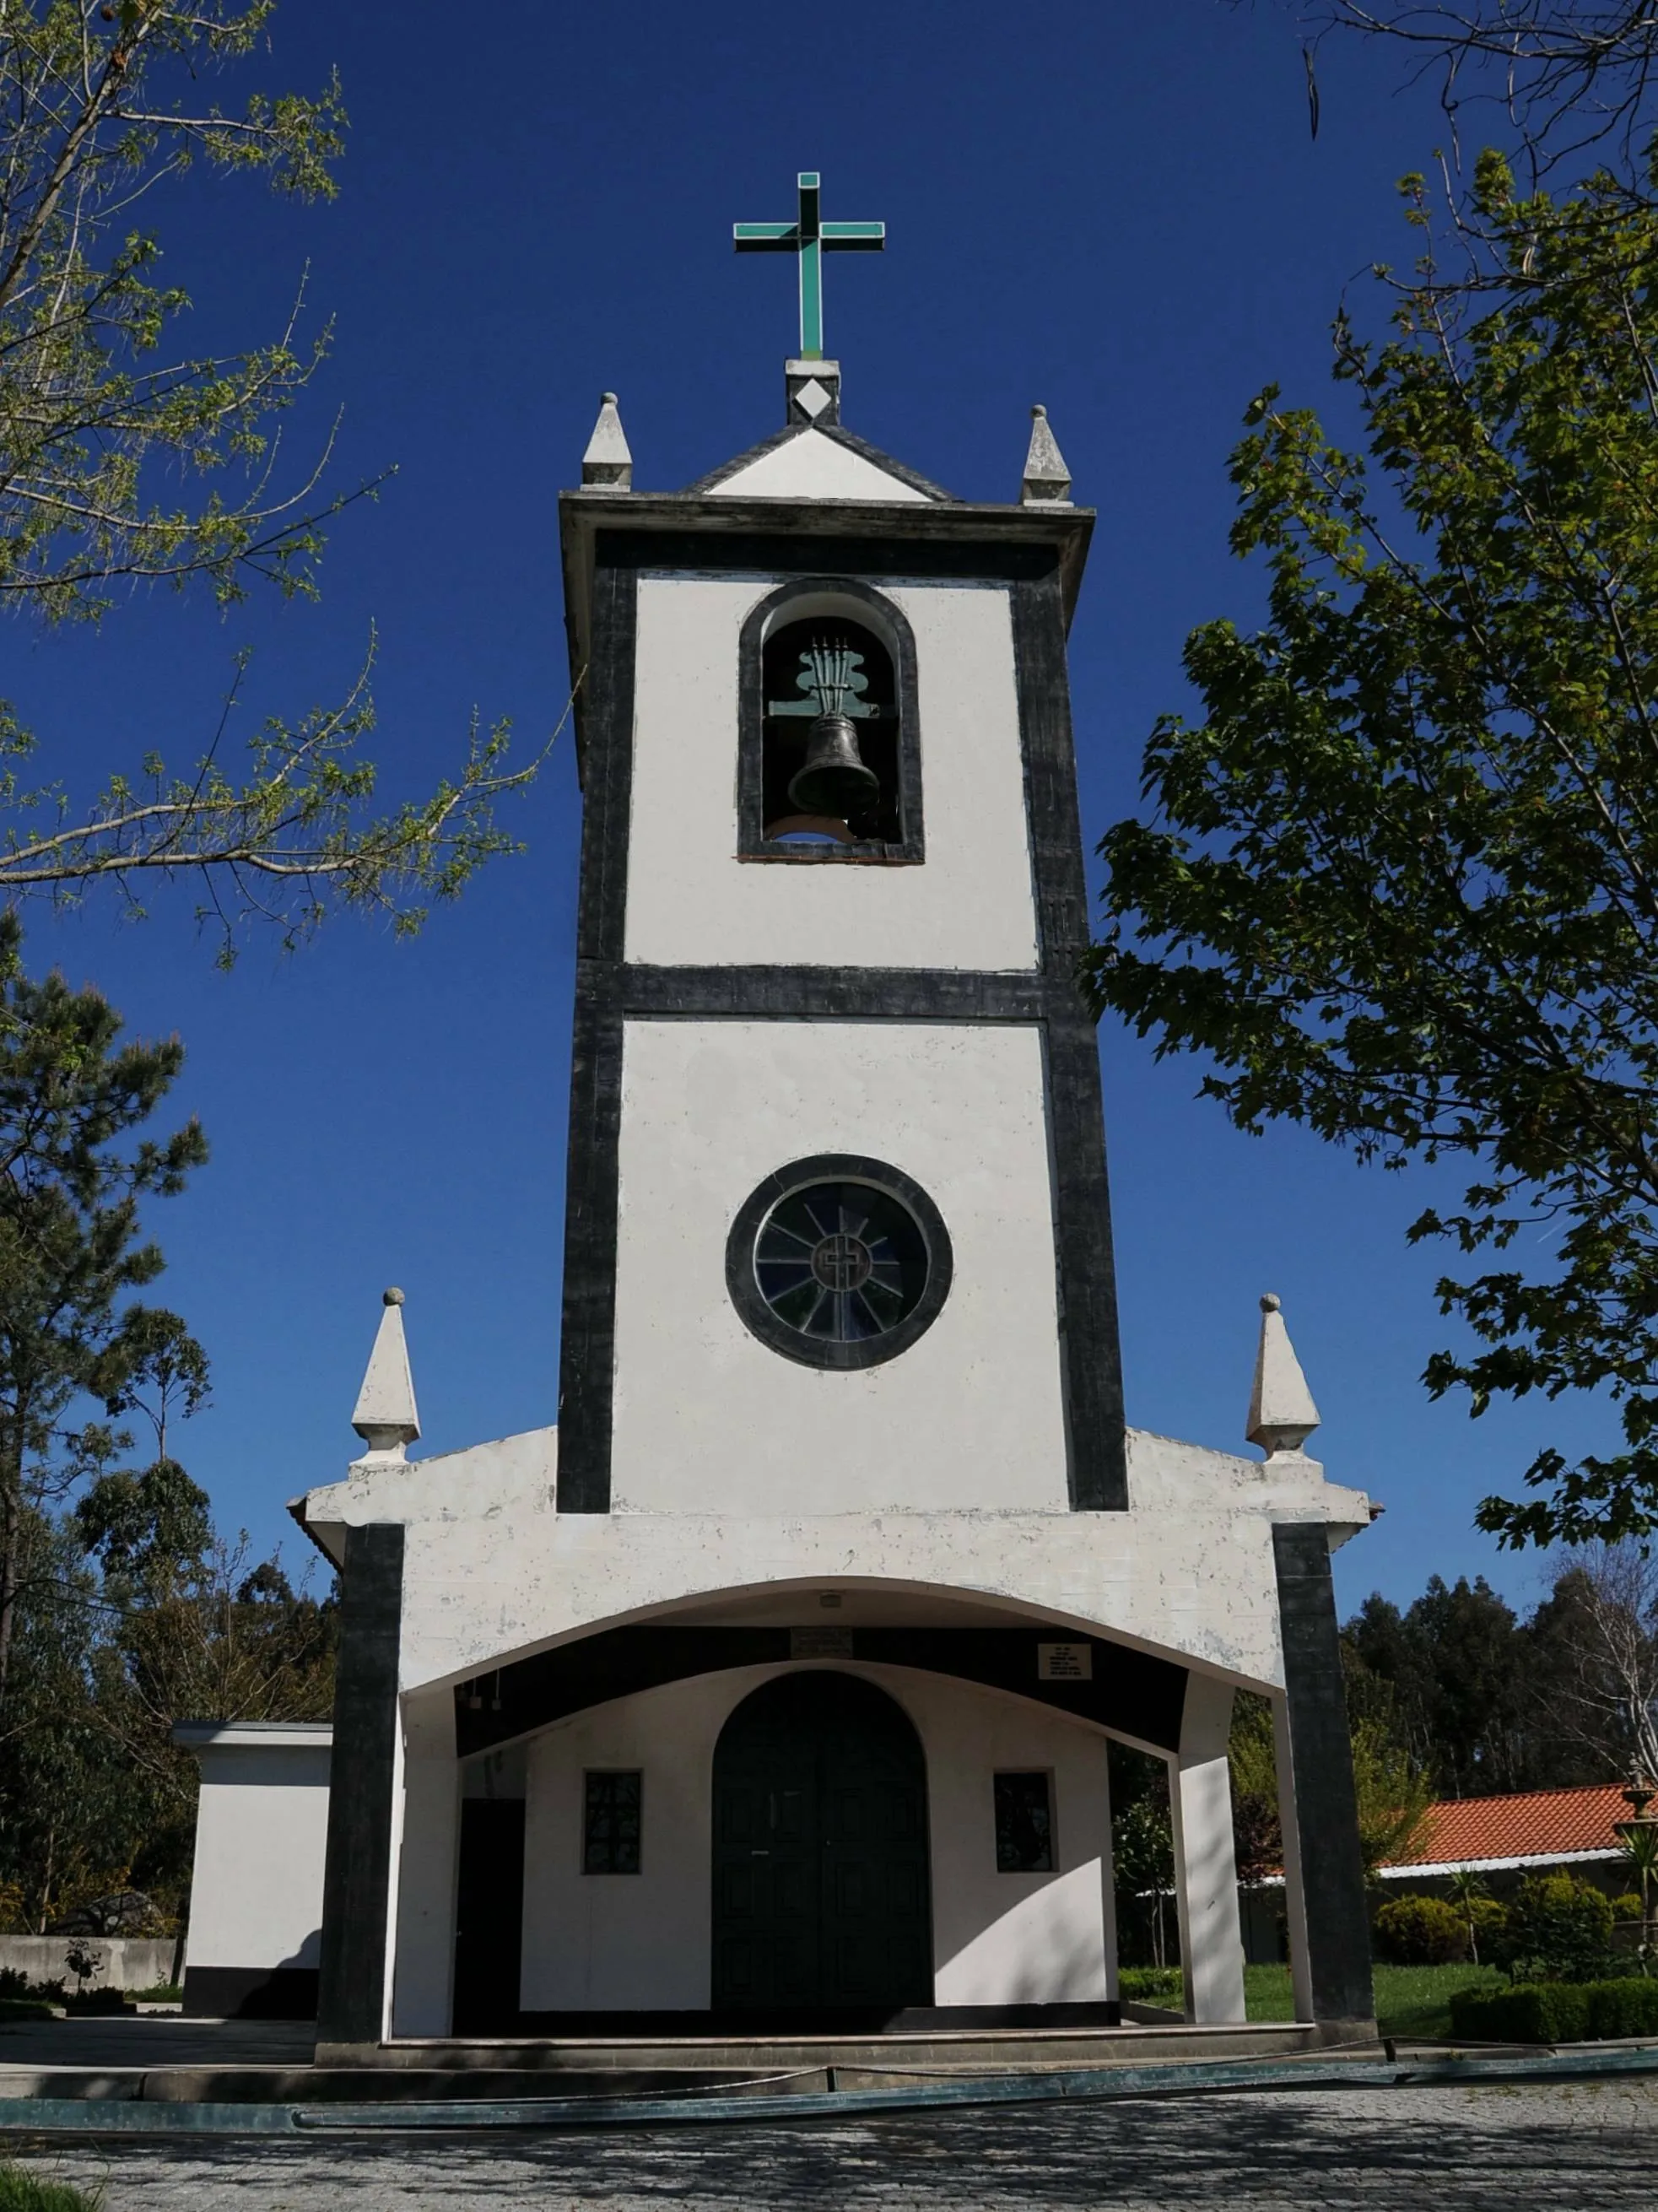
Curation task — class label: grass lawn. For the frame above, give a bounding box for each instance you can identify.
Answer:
[1244,1961,1504,2039]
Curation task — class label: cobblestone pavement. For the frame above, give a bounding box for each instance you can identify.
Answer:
[8,2079,1658,2209]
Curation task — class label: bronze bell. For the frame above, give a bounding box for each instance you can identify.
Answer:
[788,712,881,819]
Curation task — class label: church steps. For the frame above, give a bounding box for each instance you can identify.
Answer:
[0,2021,1338,2106]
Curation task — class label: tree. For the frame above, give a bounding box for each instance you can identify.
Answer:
[1536,1543,1658,1777]
[0,1499,335,1934]
[1088,142,1658,1546]
[1228,1691,1285,1885]
[0,911,205,1708]
[1346,1576,1549,1793]
[1446,1865,1493,1961]
[1310,5,1658,181]
[0,4,542,950]
[1109,1742,1178,1966]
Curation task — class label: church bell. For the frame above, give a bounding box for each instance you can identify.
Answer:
[787,712,881,819]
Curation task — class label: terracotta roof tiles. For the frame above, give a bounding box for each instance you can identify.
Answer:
[1379,1783,1631,1873]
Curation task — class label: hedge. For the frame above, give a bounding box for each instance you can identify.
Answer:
[1449,1977,1658,2043]
[1118,1966,1184,2003]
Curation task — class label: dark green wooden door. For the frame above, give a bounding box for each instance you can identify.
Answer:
[712,1671,932,2013]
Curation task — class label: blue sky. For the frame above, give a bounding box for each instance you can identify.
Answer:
[7,0,1599,1621]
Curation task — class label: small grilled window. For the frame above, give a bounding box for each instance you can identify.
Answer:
[994,1771,1055,1873]
[583,1770,642,1874]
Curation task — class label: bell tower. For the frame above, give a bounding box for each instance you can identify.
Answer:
[554,194,1126,1521]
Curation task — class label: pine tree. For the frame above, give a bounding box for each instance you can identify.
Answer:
[0,914,205,1707]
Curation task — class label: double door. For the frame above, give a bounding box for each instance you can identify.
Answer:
[711,1670,932,2013]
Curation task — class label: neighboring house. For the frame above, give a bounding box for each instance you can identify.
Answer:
[1239,1783,1636,1963]
[1373,1784,1634,1901]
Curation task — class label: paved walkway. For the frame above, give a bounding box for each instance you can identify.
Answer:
[8,2079,1658,2209]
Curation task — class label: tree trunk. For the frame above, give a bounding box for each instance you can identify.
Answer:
[0,1447,20,1712]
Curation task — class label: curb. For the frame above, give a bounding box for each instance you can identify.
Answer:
[1,2039,1657,2135]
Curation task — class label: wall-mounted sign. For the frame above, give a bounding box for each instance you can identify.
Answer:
[791,1626,854,1659]
[1037,1642,1093,1681]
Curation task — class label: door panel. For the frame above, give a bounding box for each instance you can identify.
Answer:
[711,1671,932,2014]
[451,1798,526,2034]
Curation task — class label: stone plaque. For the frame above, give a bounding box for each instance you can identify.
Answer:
[1036,1641,1093,1681]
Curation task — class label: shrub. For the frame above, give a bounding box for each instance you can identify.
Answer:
[1492,1871,1614,1982]
[1118,1966,1183,2002]
[1612,1894,1646,1921]
[1466,1896,1509,1959]
[1450,1977,1658,2044]
[1374,1894,1468,1965]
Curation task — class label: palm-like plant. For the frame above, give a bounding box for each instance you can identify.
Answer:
[1447,1868,1491,1963]
[1617,1818,1658,1972]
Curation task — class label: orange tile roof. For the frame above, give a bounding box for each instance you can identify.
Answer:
[1380,1783,1632,1872]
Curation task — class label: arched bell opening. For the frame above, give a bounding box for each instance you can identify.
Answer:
[710,1669,932,2013]
[760,613,899,843]
[737,576,924,863]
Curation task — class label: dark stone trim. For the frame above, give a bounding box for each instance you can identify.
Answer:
[455,1626,1187,1760]
[554,994,624,1513]
[571,560,637,964]
[315,1523,405,2049]
[509,2000,1121,2036]
[1272,1523,1376,2027]
[614,965,1046,1020]
[554,554,636,1515]
[603,530,1051,590]
[682,423,957,504]
[737,577,923,865]
[1012,571,1128,1513]
[181,1966,318,2020]
[725,1153,954,1372]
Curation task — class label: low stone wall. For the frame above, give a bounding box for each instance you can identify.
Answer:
[0,1934,181,1992]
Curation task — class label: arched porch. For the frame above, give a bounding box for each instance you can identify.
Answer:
[370,1575,1308,2043]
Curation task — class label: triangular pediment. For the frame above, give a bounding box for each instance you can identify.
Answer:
[688,425,953,505]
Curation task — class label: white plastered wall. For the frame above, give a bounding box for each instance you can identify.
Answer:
[610,1019,1068,1517]
[184,1739,331,1973]
[391,1688,459,2037]
[705,430,933,504]
[304,1430,1372,1696]
[624,576,1038,971]
[518,1663,1112,2013]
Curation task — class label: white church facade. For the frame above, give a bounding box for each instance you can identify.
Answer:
[176,223,1380,2052]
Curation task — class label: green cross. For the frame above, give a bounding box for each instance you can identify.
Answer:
[733,172,885,361]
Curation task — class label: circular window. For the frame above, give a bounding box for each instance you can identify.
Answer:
[726,1154,953,1371]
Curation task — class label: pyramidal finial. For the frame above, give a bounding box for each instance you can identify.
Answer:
[1246,1293,1320,1457]
[351,1287,420,1461]
[581,392,632,490]
[1021,403,1072,506]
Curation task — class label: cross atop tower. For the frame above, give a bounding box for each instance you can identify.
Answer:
[734,170,885,360]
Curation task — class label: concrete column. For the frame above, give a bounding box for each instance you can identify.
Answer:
[1169,1676,1245,2024]
[391,1685,459,2036]
[1099,1742,1121,2004]
[316,1522,405,2055]
[1272,1521,1374,2034]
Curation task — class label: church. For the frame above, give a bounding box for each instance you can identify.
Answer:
[176,176,1379,2059]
